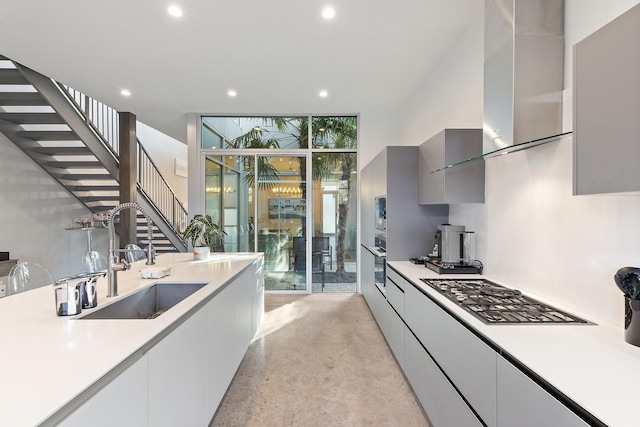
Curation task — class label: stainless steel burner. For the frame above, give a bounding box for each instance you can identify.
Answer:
[420,278,589,325]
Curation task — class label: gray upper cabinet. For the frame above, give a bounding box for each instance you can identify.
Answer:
[418,129,485,205]
[573,3,640,195]
[361,146,448,260]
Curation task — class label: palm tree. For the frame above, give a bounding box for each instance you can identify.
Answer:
[225,126,281,189]
[229,116,357,276]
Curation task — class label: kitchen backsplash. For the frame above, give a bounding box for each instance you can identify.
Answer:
[450,137,640,326]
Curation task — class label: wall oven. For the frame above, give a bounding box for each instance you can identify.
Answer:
[374,252,386,290]
[373,195,387,290]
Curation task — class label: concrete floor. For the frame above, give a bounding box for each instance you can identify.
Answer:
[210,294,431,426]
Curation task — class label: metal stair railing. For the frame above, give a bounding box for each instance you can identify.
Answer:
[56,83,187,246]
[137,141,188,236]
[62,85,120,156]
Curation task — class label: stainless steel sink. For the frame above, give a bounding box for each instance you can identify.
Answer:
[77,282,208,320]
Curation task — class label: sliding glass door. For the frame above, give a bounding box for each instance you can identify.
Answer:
[199,116,357,293]
[204,156,243,252]
[256,155,307,291]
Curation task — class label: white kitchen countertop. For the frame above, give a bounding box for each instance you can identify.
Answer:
[388,261,640,427]
[0,252,262,427]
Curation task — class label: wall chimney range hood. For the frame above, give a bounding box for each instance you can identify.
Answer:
[483,0,564,154]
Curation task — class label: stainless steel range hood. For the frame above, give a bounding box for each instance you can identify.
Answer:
[483,0,564,153]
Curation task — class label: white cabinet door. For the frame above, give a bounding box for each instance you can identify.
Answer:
[386,269,404,318]
[252,260,265,336]
[405,283,497,427]
[148,307,208,427]
[59,355,148,427]
[202,264,262,422]
[360,246,375,305]
[366,276,404,368]
[235,266,255,357]
[496,356,590,427]
[201,283,238,421]
[404,327,483,427]
[383,300,405,369]
[366,277,387,329]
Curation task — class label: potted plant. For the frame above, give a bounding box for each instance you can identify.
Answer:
[181,214,226,259]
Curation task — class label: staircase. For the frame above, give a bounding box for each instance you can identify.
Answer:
[0,56,187,253]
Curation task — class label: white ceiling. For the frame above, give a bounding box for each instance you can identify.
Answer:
[0,0,482,143]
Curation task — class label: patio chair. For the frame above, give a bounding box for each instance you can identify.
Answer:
[313,236,332,270]
[293,237,326,290]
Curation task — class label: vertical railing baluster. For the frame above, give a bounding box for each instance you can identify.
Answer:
[58,82,188,242]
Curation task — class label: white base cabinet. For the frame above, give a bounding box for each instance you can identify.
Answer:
[404,283,496,427]
[148,307,209,427]
[385,268,405,368]
[363,267,405,368]
[58,356,149,427]
[360,246,375,305]
[380,298,405,369]
[60,260,264,426]
[496,355,589,427]
[148,261,260,426]
[363,265,591,427]
[404,328,482,427]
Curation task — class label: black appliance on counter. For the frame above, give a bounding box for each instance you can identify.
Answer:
[420,278,590,325]
[410,256,483,274]
[424,259,483,274]
[614,267,640,346]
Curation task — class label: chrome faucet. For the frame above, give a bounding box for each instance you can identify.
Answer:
[107,202,155,297]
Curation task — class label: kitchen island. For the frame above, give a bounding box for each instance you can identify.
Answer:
[378,261,640,427]
[0,252,264,427]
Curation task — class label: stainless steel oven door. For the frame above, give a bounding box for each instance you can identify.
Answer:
[374,254,386,291]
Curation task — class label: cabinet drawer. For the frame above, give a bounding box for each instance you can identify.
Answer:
[497,356,589,427]
[404,328,483,427]
[386,267,405,291]
[384,300,405,369]
[405,283,497,427]
[386,277,404,317]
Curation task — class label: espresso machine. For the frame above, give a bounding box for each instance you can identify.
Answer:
[426,224,482,274]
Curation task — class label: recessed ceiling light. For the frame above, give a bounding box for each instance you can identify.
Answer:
[120,89,131,97]
[167,5,183,17]
[319,90,328,98]
[322,7,336,19]
[227,90,237,97]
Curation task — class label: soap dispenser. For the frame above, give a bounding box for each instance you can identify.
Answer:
[53,279,82,316]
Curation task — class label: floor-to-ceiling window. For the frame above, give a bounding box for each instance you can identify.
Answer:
[199,116,357,293]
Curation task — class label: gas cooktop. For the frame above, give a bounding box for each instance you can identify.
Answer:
[420,278,590,325]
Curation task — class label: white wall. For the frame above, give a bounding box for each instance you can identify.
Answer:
[397,16,485,146]
[358,109,400,167]
[0,134,106,281]
[137,122,188,209]
[392,0,640,327]
[358,11,484,168]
